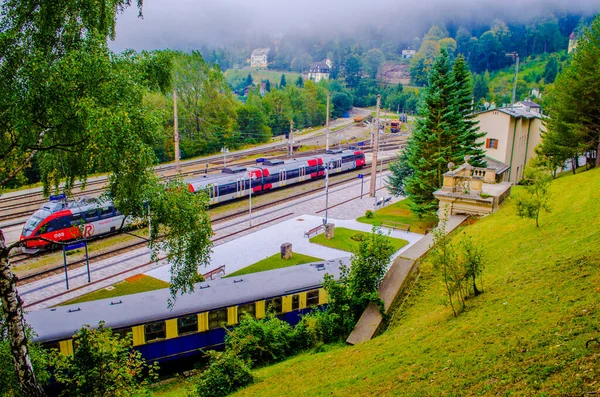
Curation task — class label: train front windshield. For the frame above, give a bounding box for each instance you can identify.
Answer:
[22,210,50,237]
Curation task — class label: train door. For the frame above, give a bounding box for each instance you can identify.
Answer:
[210,184,219,204]
[299,166,306,181]
[280,169,287,186]
[236,178,243,198]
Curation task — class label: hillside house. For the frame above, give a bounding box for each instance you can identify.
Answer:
[401,49,416,59]
[307,59,331,82]
[475,107,545,183]
[250,48,270,68]
[513,100,541,115]
[568,32,578,54]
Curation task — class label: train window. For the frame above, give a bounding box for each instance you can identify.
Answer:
[238,303,256,322]
[306,290,320,307]
[70,213,83,226]
[342,156,354,164]
[291,294,300,311]
[85,209,99,221]
[100,208,114,219]
[208,309,228,330]
[41,341,60,352]
[113,327,132,341]
[144,321,166,342]
[177,315,198,335]
[265,297,282,314]
[268,173,279,184]
[287,169,299,179]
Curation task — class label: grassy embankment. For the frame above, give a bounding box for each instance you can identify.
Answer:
[356,198,438,234]
[309,227,408,253]
[226,253,323,278]
[232,167,600,396]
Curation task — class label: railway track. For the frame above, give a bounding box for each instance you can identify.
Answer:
[0,140,405,225]
[12,159,395,285]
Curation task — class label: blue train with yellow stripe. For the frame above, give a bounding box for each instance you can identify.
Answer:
[25,258,347,362]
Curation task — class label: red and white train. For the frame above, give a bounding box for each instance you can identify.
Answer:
[21,149,365,250]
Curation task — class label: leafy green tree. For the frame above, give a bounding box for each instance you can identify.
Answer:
[290,53,312,73]
[404,49,463,217]
[295,75,304,88]
[343,54,363,89]
[431,215,465,316]
[173,51,237,155]
[455,26,473,57]
[316,227,394,341]
[452,56,487,168]
[543,56,559,83]
[541,15,600,168]
[331,92,353,118]
[364,48,385,78]
[280,74,287,87]
[236,104,272,144]
[459,235,485,296]
[264,79,271,92]
[516,160,553,228]
[0,3,213,395]
[50,322,157,397]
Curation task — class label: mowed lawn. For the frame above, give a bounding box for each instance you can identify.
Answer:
[309,227,408,253]
[232,168,600,396]
[226,253,323,278]
[357,198,438,234]
[59,274,169,306]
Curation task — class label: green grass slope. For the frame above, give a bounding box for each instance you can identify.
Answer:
[234,168,600,396]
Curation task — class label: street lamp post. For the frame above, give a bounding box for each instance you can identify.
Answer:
[324,163,331,225]
[221,147,229,168]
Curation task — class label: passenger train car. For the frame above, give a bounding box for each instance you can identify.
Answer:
[187,149,365,205]
[20,198,126,250]
[25,259,347,363]
[21,149,365,250]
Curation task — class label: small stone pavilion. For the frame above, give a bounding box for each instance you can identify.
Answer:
[433,156,512,220]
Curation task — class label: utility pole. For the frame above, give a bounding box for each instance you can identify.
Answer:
[369,94,381,197]
[325,93,330,151]
[289,119,294,157]
[173,90,181,173]
[505,52,519,107]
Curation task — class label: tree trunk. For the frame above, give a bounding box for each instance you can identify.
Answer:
[0,242,46,397]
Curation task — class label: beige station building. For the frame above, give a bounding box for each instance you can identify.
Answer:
[475,105,545,183]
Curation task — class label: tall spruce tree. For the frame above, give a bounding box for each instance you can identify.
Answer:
[404,48,463,217]
[541,15,600,168]
[452,55,487,168]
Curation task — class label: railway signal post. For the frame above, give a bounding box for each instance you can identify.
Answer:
[326,93,330,151]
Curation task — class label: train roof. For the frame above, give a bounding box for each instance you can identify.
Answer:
[26,258,349,343]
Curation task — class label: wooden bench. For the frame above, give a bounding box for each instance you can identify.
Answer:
[203,265,226,280]
[304,224,325,238]
[381,221,411,232]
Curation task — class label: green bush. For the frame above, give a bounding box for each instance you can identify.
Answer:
[365,210,375,219]
[195,350,253,397]
[350,233,366,242]
[225,314,304,366]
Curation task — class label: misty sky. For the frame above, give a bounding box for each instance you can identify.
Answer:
[110,0,598,52]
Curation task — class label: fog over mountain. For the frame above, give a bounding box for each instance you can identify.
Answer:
[110,0,599,51]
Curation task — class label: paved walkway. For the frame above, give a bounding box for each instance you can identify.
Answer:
[147,214,424,282]
[346,215,468,345]
[20,161,406,311]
